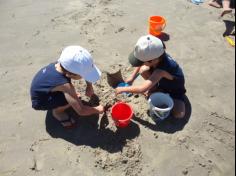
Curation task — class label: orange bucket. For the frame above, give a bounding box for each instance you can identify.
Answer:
[149,16,166,36]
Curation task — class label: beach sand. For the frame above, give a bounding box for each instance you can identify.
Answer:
[0,0,235,176]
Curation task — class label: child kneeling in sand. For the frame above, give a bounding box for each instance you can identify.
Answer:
[30,46,104,128]
[116,35,186,119]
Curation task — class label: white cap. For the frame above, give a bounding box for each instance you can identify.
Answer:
[58,46,101,83]
[134,35,165,62]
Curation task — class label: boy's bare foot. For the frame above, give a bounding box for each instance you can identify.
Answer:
[209,0,222,8]
[220,9,233,17]
[52,110,76,129]
[221,0,233,17]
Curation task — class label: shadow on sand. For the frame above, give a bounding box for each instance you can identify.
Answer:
[45,96,140,153]
[158,32,170,42]
[133,95,192,134]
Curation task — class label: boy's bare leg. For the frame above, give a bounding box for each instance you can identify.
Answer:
[209,0,222,8]
[172,99,186,119]
[221,0,233,17]
[139,66,153,96]
[139,65,151,80]
[52,104,75,127]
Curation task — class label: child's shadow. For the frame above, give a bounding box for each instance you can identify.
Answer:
[45,96,140,153]
[133,95,192,134]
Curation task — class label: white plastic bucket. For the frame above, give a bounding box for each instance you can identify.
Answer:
[148,93,174,120]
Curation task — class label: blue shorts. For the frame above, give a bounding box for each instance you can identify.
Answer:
[32,92,68,110]
[169,92,185,101]
[157,77,186,101]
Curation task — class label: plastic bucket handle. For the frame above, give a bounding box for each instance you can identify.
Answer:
[148,93,174,120]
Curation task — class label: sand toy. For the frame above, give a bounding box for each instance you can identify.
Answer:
[149,16,166,36]
[111,102,134,128]
[148,93,174,121]
[225,36,235,47]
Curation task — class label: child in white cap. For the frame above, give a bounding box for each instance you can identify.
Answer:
[116,35,186,119]
[30,46,104,129]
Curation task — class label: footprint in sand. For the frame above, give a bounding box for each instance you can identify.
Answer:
[99,0,112,5]
[31,154,45,172]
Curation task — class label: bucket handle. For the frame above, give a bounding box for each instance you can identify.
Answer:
[149,93,172,120]
[152,107,161,117]
[151,107,163,118]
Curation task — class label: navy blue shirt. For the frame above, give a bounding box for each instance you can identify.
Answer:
[152,54,186,96]
[30,63,71,110]
[157,54,184,78]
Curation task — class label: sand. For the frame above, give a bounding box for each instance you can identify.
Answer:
[0,0,235,176]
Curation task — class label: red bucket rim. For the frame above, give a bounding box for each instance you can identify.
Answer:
[111,102,134,122]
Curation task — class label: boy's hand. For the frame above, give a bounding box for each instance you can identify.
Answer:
[115,87,124,95]
[86,84,94,98]
[125,77,134,85]
[96,105,105,114]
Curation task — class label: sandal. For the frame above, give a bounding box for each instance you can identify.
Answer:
[52,110,77,129]
[59,117,77,129]
[221,9,233,17]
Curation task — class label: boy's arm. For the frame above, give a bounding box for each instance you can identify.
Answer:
[116,69,174,94]
[54,83,104,116]
[125,67,141,84]
[85,81,94,97]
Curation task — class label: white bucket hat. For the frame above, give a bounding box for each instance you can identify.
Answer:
[58,46,101,83]
[129,35,165,67]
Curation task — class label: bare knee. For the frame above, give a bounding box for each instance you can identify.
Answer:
[139,65,151,80]
[172,100,186,119]
[53,104,70,113]
[173,110,186,119]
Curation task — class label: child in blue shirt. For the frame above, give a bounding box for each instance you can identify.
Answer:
[116,35,186,119]
[30,46,105,128]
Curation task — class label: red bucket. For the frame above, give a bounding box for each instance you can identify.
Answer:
[111,102,134,128]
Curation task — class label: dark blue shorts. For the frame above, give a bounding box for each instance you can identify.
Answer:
[32,92,68,110]
[157,77,186,101]
[169,92,185,101]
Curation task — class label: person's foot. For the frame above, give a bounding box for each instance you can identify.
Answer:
[52,110,76,129]
[209,0,222,8]
[220,9,233,17]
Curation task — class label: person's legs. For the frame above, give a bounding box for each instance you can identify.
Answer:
[52,104,76,127]
[209,0,222,8]
[139,65,151,80]
[48,92,77,128]
[53,104,71,116]
[172,99,186,119]
[221,0,233,17]
[139,66,158,96]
